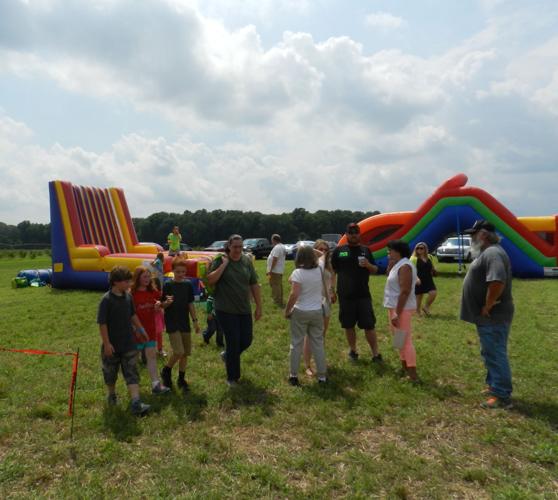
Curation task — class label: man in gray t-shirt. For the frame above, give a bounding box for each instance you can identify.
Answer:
[460,220,514,409]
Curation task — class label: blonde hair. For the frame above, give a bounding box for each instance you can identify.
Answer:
[411,242,430,259]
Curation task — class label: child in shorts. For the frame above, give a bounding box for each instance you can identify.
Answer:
[97,266,151,416]
[160,258,201,393]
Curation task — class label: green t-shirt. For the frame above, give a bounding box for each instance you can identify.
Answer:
[167,232,181,251]
[210,255,258,314]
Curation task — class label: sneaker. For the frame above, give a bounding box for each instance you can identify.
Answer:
[288,376,300,387]
[348,350,359,362]
[317,378,327,384]
[130,399,150,416]
[152,382,171,395]
[177,378,190,393]
[107,393,118,406]
[160,366,173,389]
[372,354,383,364]
[220,351,227,364]
[480,396,513,410]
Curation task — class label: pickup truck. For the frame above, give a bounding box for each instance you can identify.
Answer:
[243,238,273,259]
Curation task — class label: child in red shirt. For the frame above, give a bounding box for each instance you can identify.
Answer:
[131,266,170,394]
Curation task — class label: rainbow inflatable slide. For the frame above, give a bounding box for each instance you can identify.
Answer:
[340,174,557,278]
[49,181,214,290]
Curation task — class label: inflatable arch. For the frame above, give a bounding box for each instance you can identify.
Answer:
[341,174,558,278]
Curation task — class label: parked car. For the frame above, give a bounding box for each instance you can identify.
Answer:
[435,236,473,262]
[204,240,227,252]
[286,240,315,260]
[321,233,342,250]
[243,238,273,259]
[284,243,297,260]
[179,243,192,251]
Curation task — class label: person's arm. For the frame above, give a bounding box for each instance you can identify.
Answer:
[251,283,262,321]
[188,303,201,333]
[481,281,505,317]
[363,250,378,274]
[391,265,413,328]
[99,324,114,357]
[207,257,229,286]
[131,314,149,340]
[284,281,301,318]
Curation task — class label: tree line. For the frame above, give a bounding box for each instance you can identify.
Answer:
[0,208,379,248]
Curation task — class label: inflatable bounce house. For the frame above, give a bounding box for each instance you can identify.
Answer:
[49,180,215,290]
[340,174,558,278]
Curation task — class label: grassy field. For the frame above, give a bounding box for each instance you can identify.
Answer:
[0,255,557,499]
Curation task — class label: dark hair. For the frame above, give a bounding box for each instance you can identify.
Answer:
[271,234,281,243]
[387,239,411,259]
[225,234,243,254]
[295,245,318,269]
[109,266,132,286]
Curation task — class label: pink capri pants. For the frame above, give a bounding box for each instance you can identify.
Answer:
[388,309,416,368]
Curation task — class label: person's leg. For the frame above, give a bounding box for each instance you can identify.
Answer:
[416,293,424,315]
[122,350,150,414]
[303,335,313,374]
[270,273,283,306]
[398,310,417,380]
[101,347,119,402]
[219,311,241,382]
[203,316,217,342]
[177,332,192,389]
[345,328,357,352]
[289,309,307,379]
[236,314,253,381]
[161,332,185,388]
[307,310,326,379]
[426,289,437,309]
[215,313,225,347]
[477,324,512,400]
[145,346,160,383]
[358,298,380,358]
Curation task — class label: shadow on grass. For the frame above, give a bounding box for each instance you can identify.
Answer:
[167,389,208,422]
[510,398,558,430]
[219,379,278,417]
[102,405,142,442]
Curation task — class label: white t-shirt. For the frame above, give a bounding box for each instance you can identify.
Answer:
[289,267,323,311]
[383,258,417,310]
[267,243,287,274]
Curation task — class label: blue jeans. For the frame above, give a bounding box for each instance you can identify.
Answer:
[476,323,513,400]
[216,311,253,382]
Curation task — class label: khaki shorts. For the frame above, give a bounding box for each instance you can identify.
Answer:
[168,331,192,357]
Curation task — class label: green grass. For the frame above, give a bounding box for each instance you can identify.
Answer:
[0,256,557,498]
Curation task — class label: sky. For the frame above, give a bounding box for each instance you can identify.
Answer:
[0,0,557,224]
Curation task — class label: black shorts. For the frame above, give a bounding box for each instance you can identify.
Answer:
[338,297,376,330]
[101,348,139,386]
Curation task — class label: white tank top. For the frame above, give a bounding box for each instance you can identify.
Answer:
[383,258,417,310]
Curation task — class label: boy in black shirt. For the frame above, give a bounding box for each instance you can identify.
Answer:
[97,266,151,416]
[160,259,201,393]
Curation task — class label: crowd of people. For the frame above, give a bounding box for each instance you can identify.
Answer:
[98,219,515,415]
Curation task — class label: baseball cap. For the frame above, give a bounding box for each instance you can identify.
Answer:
[346,223,360,233]
[463,220,496,234]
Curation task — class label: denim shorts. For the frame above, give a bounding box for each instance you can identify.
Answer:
[101,347,140,385]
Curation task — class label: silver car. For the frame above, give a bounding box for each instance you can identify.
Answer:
[435,236,473,262]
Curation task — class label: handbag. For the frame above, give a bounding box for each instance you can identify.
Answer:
[392,329,407,350]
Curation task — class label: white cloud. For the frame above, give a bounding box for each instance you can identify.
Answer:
[0,0,557,224]
[364,12,406,31]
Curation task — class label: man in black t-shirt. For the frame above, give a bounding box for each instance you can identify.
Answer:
[331,223,382,363]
